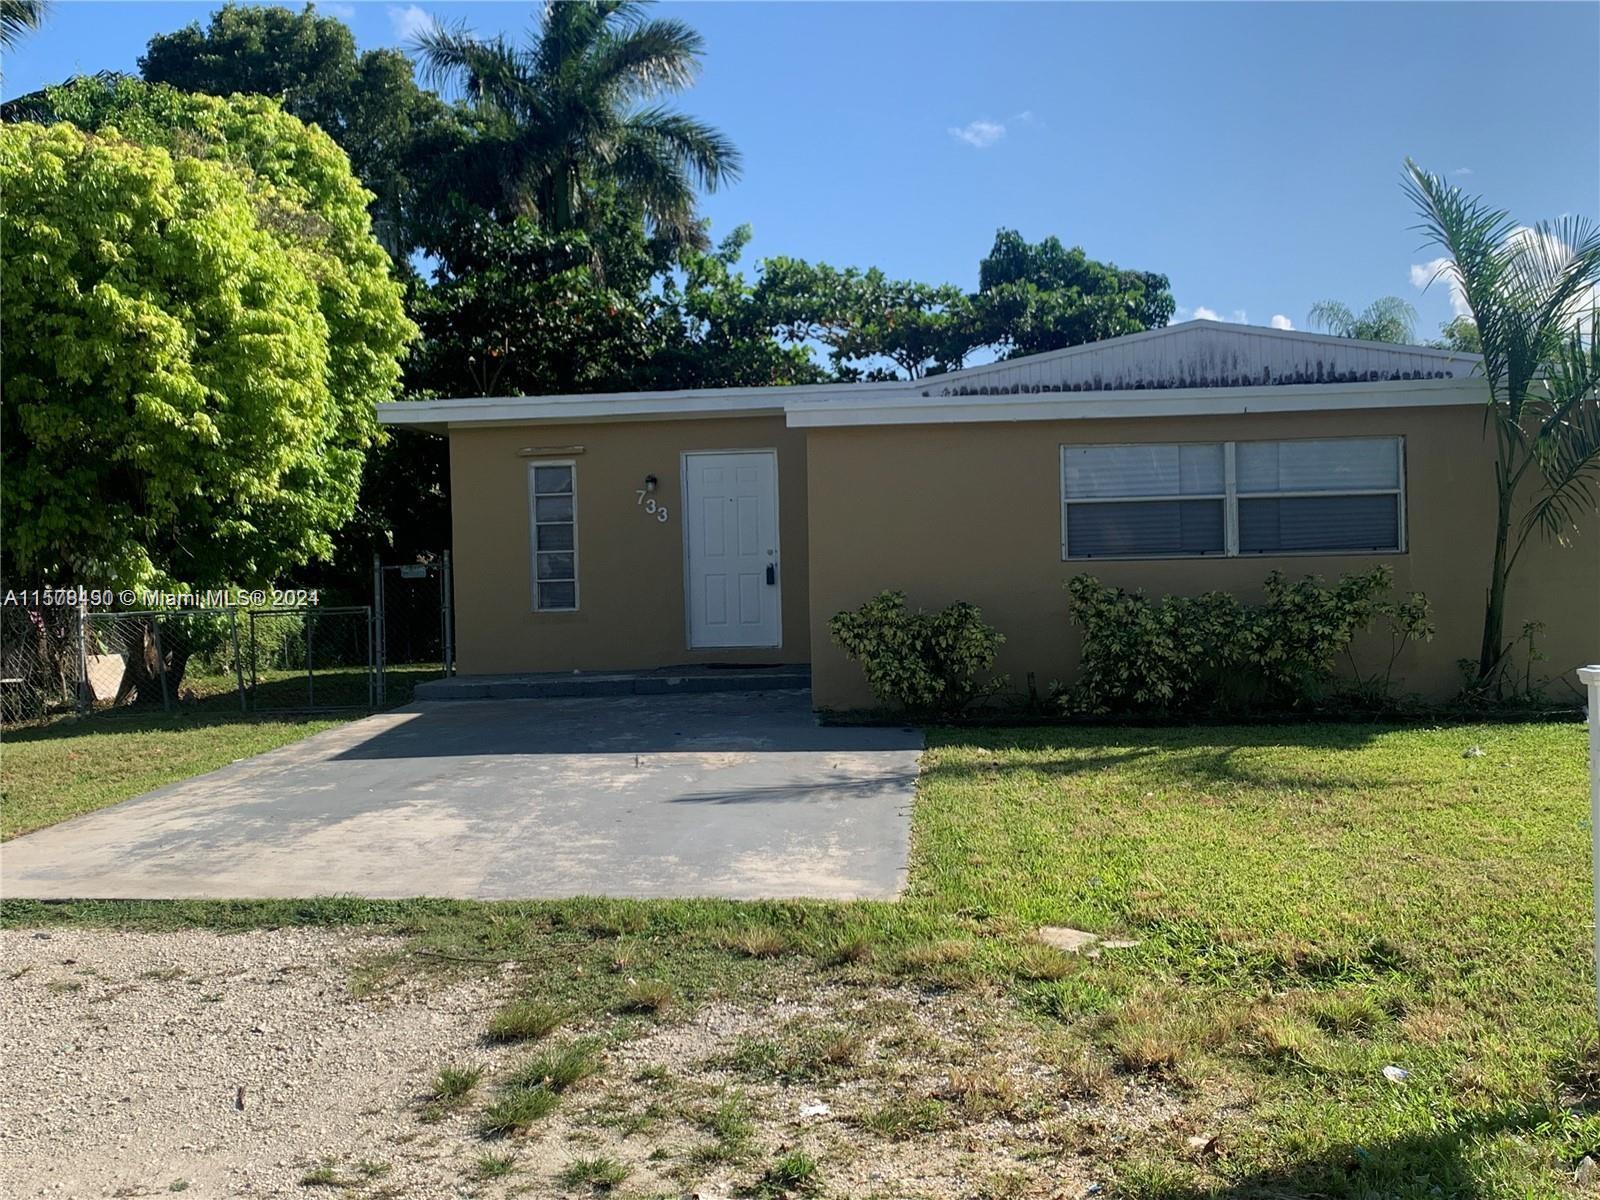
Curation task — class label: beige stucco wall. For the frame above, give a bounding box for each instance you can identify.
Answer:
[805,404,1600,709]
[449,415,810,674]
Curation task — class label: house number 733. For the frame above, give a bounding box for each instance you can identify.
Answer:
[636,490,670,522]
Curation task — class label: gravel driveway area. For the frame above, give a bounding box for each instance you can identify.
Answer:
[0,928,503,1198]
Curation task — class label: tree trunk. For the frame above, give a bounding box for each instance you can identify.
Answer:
[111,619,191,707]
[1477,482,1514,684]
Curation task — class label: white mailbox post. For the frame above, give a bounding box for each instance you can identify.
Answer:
[1582,665,1600,1026]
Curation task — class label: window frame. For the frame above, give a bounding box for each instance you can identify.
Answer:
[528,459,579,612]
[1060,436,1406,561]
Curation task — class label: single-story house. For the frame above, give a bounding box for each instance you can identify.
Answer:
[378,321,1598,709]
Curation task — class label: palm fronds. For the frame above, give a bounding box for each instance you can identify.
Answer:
[411,0,736,240]
[0,0,49,50]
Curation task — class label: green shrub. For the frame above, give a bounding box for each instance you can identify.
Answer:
[1063,567,1433,715]
[828,590,1005,715]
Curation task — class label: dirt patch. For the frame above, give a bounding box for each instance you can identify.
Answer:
[2,929,1184,1198]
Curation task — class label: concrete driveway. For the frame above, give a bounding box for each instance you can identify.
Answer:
[1,691,922,901]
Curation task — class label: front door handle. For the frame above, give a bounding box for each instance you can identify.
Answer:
[765,563,776,585]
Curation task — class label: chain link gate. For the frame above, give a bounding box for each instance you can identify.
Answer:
[373,552,455,707]
[247,606,375,712]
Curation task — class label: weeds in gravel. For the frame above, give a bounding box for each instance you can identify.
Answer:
[690,1090,756,1165]
[557,1155,630,1190]
[857,1097,950,1140]
[486,998,565,1043]
[478,1040,601,1139]
[504,1040,600,1093]
[472,1152,517,1180]
[477,1086,560,1138]
[752,1150,822,1198]
[298,1164,341,1187]
[430,1064,484,1105]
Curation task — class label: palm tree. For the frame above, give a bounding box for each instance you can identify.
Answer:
[1403,159,1600,687]
[1307,296,1419,344]
[0,0,49,51]
[413,0,740,247]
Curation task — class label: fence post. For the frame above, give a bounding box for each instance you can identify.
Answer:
[1581,664,1600,1028]
[306,608,315,709]
[230,608,247,713]
[76,598,90,715]
[441,549,455,678]
[151,619,172,714]
[373,553,386,708]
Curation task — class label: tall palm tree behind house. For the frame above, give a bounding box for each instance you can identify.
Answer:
[414,0,740,248]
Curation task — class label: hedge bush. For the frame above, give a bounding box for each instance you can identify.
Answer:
[829,591,1005,716]
[1063,567,1433,715]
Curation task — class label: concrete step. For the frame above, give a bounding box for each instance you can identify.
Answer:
[414,665,812,702]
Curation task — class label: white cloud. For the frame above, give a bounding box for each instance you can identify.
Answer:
[1192,305,1222,321]
[323,2,356,20]
[948,119,1006,149]
[1452,166,1473,176]
[1270,314,1294,330]
[388,4,432,43]
[1410,256,1471,317]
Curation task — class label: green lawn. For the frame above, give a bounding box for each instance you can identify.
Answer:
[3,720,1595,1196]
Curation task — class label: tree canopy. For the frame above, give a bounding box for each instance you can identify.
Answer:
[0,82,414,590]
[138,2,452,258]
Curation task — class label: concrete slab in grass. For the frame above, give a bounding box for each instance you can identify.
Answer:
[1,690,921,902]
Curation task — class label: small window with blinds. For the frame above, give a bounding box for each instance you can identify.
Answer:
[1236,438,1403,554]
[1061,437,1404,560]
[1062,443,1227,558]
[529,462,578,610]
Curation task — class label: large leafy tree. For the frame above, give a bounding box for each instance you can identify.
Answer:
[644,226,828,389]
[748,230,1173,381]
[756,258,974,380]
[412,0,739,249]
[1307,296,1419,343]
[138,2,453,258]
[1403,160,1600,686]
[1,80,414,593]
[972,229,1174,359]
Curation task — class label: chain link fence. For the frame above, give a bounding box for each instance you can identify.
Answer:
[0,604,375,728]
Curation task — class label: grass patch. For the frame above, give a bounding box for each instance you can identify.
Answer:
[751,1149,822,1198]
[472,1152,517,1180]
[430,1064,484,1105]
[504,1040,601,1093]
[477,1085,560,1138]
[556,1155,629,1190]
[298,1164,342,1187]
[616,978,674,1014]
[486,998,565,1042]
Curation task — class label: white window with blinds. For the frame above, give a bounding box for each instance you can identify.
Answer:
[1062,437,1404,559]
[529,461,578,610]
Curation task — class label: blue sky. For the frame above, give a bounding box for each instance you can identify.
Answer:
[6,1,1598,340]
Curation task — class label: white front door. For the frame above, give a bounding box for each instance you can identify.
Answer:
[684,450,781,648]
